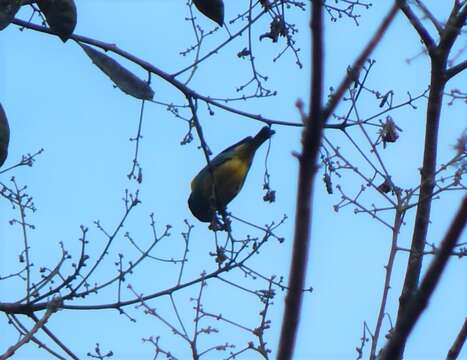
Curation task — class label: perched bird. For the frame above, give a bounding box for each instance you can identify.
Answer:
[188,126,274,222]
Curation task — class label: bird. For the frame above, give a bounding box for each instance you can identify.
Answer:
[188,126,274,222]
[193,0,225,27]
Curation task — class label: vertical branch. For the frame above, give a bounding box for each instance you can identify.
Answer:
[369,210,402,360]
[277,3,400,358]
[394,4,467,357]
[276,1,324,358]
[277,3,400,359]
[380,196,467,360]
[396,47,445,320]
[127,99,147,181]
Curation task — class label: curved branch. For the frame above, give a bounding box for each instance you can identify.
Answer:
[11,18,306,128]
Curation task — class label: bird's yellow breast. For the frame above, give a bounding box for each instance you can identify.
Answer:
[214,157,249,205]
[215,157,248,184]
[191,156,250,208]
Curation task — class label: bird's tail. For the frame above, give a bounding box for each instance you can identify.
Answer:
[252,126,275,149]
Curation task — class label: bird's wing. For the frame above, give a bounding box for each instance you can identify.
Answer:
[190,147,243,190]
[190,136,253,191]
[200,136,253,173]
[217,136,252,156]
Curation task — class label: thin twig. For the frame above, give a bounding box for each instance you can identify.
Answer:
[369,211,403,360]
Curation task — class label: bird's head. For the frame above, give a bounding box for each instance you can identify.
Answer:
[188,189,214,222]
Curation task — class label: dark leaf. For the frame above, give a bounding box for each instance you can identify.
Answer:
[193,0,224,26]
[0,103,10,167]
[80,43,154,100]
[0,0,21,31]
[36,0,77,42]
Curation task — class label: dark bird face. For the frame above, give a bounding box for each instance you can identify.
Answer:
[188,189,214,222]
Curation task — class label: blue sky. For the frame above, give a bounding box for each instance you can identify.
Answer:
[1,1,466,359]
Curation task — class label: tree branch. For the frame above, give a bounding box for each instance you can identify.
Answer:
[414,0,443,35]
[0,300,59,359]
[394,4,467,357]
[397,0,436,55]
[276,0,324,358]
[446,318,467,360]
[446,59,467,80]
[321,3,399,122]
[439,2,467,52]
[380,196,467,360]
[30,314,79,360]
[277,3,400,359]
[10,18,306,128]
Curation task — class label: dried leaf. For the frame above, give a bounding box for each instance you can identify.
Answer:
[193,0,224,26]
[0,0,21,31]
[379,117,400,148]
[0,103,10,167]
[259,16,287,43]
[377,180,392,194]
[37,0,77,42]
[80,43,154,100]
